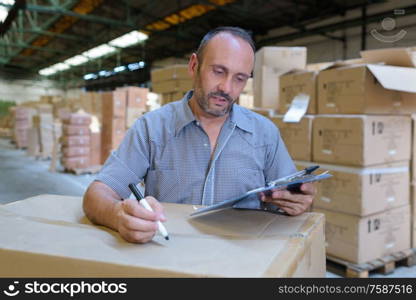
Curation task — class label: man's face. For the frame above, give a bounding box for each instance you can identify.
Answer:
[191,33,254,117]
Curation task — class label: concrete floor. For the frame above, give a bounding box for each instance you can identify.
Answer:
[0,137,415,278]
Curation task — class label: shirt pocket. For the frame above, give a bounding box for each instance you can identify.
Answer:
[145,169,189,203]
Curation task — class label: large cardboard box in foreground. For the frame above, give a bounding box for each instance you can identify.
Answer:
[0,195,325,277]
[313,115,411,166]
[315,205,411,264]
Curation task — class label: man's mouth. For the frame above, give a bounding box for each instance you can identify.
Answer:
[210,95,228,106]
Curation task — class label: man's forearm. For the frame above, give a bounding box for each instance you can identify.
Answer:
[83,181,122,231]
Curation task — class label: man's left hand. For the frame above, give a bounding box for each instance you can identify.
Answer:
[259,183,316,216]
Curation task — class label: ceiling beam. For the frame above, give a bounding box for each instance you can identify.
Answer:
[257,4,416,47]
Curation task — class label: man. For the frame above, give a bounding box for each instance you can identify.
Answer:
[83,27,316,244]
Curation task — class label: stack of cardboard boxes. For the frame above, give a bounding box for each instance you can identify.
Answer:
[251,46,416,264]
[101,90,126,164]
[61,113,91,171]
[13,107,32,148]
[151,65,191,105]
[116,86,148,129]
[33,104,54,159]
[284,48,416,264]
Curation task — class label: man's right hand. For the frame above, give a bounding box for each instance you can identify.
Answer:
[115,196,166,244]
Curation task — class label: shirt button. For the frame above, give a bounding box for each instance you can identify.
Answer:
[204,143,208,147]
[196,121,200,126]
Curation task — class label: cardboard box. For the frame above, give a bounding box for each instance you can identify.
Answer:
[250,107,274,118]
[126,108,146,129]
[63,125,90,136]
[62,146,90,157]
[101,118,126,163]
[36,104,53,114]
[62,135,91,147]
[119,87,148,109]
[253,47,307,109]
[62,156,90,170]
[151,65,189,83]
[26,127,40,157]
[315,205,411,264]
[360,47,416,68]
[152,79,193,94]
[90,132,101,166]
[0,194,325,277]
[317,64,416,114]
[102,91,127,119]
[411,114,416,182]
[271,115,314,161]
[411,183,416,248]
[312,161,409,216]
[313,115,411,166]
[63,113,92,126]
[279,70,317,114]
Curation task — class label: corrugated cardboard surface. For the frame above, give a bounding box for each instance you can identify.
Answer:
[151,65,189,83]
[0,195,325,278]
[313,115,411,166]
[279,71,317,114]
[315,205,410,264]
[253,47,307,109]
[411,183,416,248]
[317,64,416,114]
[102,91,127,119]
[271,115,314,161]
[152,79,193,94]
[313,161,409,216]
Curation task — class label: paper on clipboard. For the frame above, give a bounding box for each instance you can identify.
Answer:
[190,166,331,216]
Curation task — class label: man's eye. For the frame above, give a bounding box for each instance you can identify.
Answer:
[213,69,224,74]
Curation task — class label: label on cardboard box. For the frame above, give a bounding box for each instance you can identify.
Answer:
[283,94,310,123]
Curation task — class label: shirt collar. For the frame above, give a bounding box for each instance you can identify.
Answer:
[175,90,254,135]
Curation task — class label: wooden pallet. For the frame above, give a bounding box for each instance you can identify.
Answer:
[327,248,416,278]
[65,165,102,175]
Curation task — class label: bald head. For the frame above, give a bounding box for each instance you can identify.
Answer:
[196,26,255,64]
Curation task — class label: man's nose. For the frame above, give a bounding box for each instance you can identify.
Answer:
[218,76,233,94]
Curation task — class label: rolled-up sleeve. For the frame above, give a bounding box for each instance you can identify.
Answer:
[95,118,150,199]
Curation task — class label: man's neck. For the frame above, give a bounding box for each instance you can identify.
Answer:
[188,96,229,128]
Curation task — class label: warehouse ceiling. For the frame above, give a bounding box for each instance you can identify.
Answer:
[0,0,409,89]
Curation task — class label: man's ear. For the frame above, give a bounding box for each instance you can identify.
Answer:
[188,53,198,78]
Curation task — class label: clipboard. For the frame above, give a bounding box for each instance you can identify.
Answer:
[190,165,331,216]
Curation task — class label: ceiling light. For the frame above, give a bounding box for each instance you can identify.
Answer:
[109,31,148,48]
[0,1,14,23]
[39,68,56,76]
[82,44,116,59]
[114,65,126,72]
[64,55,88,66]
[84,73,98,80]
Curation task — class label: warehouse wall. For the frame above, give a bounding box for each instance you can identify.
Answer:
[0,75,65,104]
[266,0,416,63]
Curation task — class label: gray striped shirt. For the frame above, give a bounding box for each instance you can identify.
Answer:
[96,91,296,209]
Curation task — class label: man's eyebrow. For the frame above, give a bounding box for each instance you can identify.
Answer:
[210,64,250,78]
